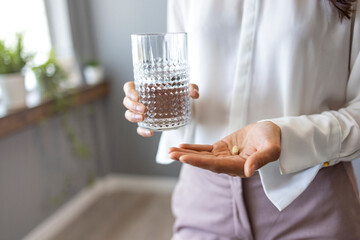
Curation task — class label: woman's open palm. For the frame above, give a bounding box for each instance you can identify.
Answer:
[169,121,281,177]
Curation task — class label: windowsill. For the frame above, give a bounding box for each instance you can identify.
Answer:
[0,81,110,138]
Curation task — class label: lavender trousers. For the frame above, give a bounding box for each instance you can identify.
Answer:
[171,162,360,240]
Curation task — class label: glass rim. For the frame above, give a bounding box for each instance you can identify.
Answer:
[131,32,187,37]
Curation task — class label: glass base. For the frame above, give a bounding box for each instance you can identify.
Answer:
[138,117,190,132]
[140,126,183,132]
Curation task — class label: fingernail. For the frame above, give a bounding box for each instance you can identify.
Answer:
[129,93,137,101]
[169,154,178,161]
[142,129,152,136]
[136,105,144,112]
[179,156,187,163]
[134,114,142,121]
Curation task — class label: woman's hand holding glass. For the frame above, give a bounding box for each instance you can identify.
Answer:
[123,81,199,137]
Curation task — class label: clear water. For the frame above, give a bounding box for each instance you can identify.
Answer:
[134,68,191,131]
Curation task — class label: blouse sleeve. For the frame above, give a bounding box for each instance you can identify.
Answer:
[266,4,360,175]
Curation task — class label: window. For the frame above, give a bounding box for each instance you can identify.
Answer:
[0,0,52,65]
[0,0,82,97]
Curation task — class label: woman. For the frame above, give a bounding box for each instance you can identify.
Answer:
[124,0,360,239]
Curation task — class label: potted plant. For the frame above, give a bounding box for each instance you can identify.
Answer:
[32,51,67,99]
[33,52,89,158]
[83,60,104,85]
[0,34,32,109]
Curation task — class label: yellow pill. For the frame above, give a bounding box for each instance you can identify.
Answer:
[231,145,239,155]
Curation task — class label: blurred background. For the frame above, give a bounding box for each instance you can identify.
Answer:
[0,0,359,240]
[0,0,180,239]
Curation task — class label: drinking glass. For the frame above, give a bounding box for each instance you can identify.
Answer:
[131,33,191,131]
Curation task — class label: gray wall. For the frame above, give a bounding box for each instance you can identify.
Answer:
[0,101,110,240]
[88,0,182,177]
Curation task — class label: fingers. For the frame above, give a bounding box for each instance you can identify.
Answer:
[123,97,146,114]
[169,147,213,154]
[125,110,144,123]
[180,154,245,176]
[179,144,213,152]
[123,81,147,126]
[123,81,139,101]
[244,145,281,177]
[189,84,199,99]
[137,127,153,137]
[169,143,247,176]
[169,147,213,160]
[169,152,184,161]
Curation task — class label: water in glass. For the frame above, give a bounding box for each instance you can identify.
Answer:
[131,33,191,131]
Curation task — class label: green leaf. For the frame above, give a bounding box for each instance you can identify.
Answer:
[0,33,32,74]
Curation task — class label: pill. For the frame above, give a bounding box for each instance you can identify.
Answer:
[231,145,239,155]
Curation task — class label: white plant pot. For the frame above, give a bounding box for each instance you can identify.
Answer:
[84,66,104,85]
[0,73,27,110]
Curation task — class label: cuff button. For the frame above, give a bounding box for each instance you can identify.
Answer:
[323,162,330,167]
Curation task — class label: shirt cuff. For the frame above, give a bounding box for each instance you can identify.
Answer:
[258,113,341,174]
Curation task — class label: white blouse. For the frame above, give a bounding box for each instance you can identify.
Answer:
[156,0,360,211]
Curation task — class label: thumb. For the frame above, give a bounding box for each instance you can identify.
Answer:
[244,145,281,177]
[189,83,199,99]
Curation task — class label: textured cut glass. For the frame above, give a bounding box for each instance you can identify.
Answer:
[131,33,191,131]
